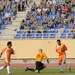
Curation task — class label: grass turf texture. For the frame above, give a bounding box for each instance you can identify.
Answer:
[0,67,75,75]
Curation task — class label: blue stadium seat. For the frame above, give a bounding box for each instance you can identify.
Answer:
[67,33,73,38]
[50,33,55,38]
[10,12,14,16]
[18,30,24,34]
[42,23,47,27]
[45,29,51,33]
[22,34,28,39]
[36,33,42,38]
[49,13,53,20]
[65,23,71,29]
[41,15,45,20]
[0,25,5,30]
[29,33,35,38]
[11,0,15,4]
[31,11,36,16]
[73,12,75,19]
[26,19,30,24]
[4,20,8,25]
[53,29,58,33]
[54,14,58,21]
[39,19,43,24]
[63,29,69,33]
[43,33,48,38]
[30,24,34,28]
[15,34,21,39]
[36,15,41,20]
[51,10,56,15]
[60,33,66,38]
[32,30,37,33]
[55,24,61,28]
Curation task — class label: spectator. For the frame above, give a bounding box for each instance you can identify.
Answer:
[11,2,17,18]
[20,19,26,29]
[26,11,31,20]
[0,19,3,25]
[0,3,4,14]
[47,20,55,28]
[37,6,42,15]
[3,10,11,23]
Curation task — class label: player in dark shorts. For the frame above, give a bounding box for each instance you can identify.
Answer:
[25,49,49,73]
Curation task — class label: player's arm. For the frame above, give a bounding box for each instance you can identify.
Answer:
[0,52,3,58]
[11,49,15,54]
[62,44,67,51]
[0,48,6,58]
[43,53,49,63]
[46,58,49,63]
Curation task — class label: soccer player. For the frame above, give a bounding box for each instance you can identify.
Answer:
[56,39,71,73]
[0,41,14,75]
[25,49,49,73]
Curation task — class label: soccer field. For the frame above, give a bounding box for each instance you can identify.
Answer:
[0,67,75,75]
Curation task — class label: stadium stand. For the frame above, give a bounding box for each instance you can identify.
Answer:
[0,0,75,39]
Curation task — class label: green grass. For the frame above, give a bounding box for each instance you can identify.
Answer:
[0,67,75,75]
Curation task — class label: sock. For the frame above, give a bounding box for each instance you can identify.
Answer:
[0,66,4,70]
[59,65,63,71]
[7,66,10,74]
[65,63,70,69]
[28,68,35,72]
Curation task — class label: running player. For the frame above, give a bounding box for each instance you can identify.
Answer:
[0,41,14,75]
[25,49,49,73]
[56,39,71,73]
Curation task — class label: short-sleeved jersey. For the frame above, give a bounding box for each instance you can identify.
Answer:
[36,52,47,62]
[1,47,14,59]
[56,44,67,55]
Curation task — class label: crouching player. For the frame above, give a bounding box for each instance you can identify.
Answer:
[0,41,15,75]
[25,49,49,73]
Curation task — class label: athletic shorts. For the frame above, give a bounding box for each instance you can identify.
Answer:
[58,55,66,63]
[4,58,10,65]
[35,61,44,71]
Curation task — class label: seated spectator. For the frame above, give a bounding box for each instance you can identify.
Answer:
[42,6,48,14]
[45,14,50,21]
[3,10,11,23]
[20,19,26,29]
[30,15,36,23]
[62,4,69,13]
[11,2,17,18]
[31,2,37,11]
[0,19,3,25]
[37,6,42,15]
[26,11,31,20]
[67,13,74,23]
[0,3,4,13]
[46,2,51,14]
[47,20,55,28]
[42,18,48,24]
[33,19,40,27]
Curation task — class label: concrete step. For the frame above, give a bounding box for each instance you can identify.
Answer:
[0,35,15,40]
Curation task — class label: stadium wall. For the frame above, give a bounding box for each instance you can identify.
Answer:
[0,39,75,59]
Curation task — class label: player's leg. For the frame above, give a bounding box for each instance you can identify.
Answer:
[25,67,35,72]
[35,62,41,73]
[4,59,11,75]
[58,56,64,73]
[62,55,71,72]
[0,59,7,70]
[39,62,46,70]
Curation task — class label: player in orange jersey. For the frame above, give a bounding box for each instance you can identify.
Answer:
[25,49,49,73]
[0,41,14,75]
[56,39,71,73]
